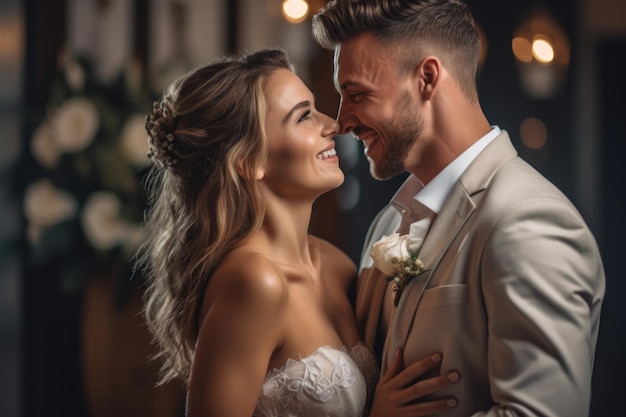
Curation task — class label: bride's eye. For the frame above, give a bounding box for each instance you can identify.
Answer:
[297,110,311,123]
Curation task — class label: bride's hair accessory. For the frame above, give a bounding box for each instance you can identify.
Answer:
[145,98,179,167]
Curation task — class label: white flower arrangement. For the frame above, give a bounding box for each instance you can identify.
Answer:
[22,52,157,298]
[370,232,426,306]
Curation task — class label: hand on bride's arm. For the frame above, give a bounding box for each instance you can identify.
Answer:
[368,349,460,417]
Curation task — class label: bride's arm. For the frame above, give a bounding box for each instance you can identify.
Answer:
[186,256,287,417]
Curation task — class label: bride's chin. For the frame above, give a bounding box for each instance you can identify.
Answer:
[332,173,345,189]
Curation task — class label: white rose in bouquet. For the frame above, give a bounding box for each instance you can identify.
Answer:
[24,179,77,227]
[81,191,127,250]
[52,97,99,153]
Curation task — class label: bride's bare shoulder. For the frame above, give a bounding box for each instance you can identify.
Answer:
[208,249,289,308]
[196,249,288,360]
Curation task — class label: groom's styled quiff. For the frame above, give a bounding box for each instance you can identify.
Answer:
[312,0,481,101]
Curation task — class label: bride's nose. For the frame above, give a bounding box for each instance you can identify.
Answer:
[322,115,340,137]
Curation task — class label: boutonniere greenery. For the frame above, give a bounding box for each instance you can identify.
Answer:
[370,233,425,306]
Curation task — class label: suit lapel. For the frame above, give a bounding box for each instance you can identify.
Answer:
[381,131,519,371]
[382,185,476,370]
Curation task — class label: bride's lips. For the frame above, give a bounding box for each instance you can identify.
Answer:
[316,143,338,161]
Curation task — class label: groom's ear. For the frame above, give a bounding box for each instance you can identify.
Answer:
[412,56,442,101]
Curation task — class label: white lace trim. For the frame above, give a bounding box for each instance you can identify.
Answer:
[349,343,380,399]
[254,343,377,417]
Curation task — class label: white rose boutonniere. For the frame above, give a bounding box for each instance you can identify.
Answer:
[370,233,425,306]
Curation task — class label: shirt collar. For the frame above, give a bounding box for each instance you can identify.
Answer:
[391,126,501,216]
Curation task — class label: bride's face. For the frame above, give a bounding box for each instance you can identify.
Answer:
[261,69,344,198]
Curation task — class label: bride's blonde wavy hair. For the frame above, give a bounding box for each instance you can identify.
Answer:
[139,49,292,384]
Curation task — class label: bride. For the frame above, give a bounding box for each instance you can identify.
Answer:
[140,48,459,417]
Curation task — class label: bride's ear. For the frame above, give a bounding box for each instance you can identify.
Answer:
[235,160,265,181]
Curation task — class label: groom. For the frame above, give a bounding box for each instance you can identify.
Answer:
[312,1,605,416]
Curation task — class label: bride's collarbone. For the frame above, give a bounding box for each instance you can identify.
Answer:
[276,261,342,293]
[273,260,319,281]
[281,271,351,320]
[274,262,357,341]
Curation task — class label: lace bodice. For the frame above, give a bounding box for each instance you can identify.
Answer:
[254,343,379,417]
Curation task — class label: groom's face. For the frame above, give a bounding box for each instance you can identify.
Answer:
[333,34,423,180]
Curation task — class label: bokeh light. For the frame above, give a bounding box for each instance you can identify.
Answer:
[520,117,548,149]
[282,0,309,24]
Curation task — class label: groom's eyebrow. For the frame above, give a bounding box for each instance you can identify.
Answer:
[338,81,362,95]
[284,100,311,123]
[338,80,360,90]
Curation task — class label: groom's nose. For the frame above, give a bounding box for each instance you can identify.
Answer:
[336,101,357,136]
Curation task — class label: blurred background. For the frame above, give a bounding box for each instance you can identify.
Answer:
[0,0,624,416]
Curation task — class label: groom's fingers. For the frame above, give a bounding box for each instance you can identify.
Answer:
[402,370,461,401]
[392,352,443,388]
[402,397,459,417]
[379,348,405,384]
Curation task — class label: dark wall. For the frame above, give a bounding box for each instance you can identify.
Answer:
[20,2,88,416]
[468,0,578,199]
[590,39,626,417]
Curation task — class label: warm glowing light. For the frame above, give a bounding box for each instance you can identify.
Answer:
[512,37,533,63]
[512,8,569,99]
[282,0,309,24]
[520,117,548,149]
[532,37,555,63]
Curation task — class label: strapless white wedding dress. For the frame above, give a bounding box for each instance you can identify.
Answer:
[254,343,379,417]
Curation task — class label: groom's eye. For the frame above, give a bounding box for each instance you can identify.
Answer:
[348,92,365,103]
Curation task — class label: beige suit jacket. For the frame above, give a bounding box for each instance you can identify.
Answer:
[356,132,605,417]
